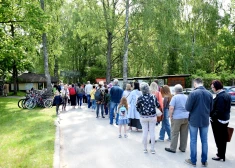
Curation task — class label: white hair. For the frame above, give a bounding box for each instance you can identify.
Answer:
[140,82,150,94]
[174,84,183,93]
[113,79,118,85]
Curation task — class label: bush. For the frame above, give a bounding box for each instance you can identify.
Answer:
[191,70,235,88]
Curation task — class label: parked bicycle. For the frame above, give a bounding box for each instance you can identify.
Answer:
[18,90,53,109]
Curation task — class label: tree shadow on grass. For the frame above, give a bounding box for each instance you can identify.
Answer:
[0,98,56,167]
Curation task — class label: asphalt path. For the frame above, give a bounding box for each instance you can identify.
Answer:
[56,105,235,168]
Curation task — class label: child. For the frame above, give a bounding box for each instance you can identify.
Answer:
[53,91,63,116]
[118,97,129,138]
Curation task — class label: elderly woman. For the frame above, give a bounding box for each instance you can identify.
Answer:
[136,82,160,154]
[210,80,231,162]
[165,84,189,153]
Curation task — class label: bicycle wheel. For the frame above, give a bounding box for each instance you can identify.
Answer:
[44,99,53,108]
[22,99,28,109]
[18,99,25,108]
[25,99,36,109]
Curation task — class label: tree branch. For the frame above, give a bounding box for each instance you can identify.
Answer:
[0,20,25,24]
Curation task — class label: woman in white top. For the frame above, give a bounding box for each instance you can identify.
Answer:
[127,82,142,131]
[122,83,132,98]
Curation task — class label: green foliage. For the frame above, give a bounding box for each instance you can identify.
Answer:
[192,69,235,88]
[1,0,235,85]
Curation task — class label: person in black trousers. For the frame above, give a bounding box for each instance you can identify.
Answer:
[210,80,231,162]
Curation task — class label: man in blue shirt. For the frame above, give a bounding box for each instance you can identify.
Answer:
[185,78,213,167]
[109,79,123,125]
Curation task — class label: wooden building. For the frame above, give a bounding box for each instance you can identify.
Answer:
[113,74,191,89]
[11,72,59,91]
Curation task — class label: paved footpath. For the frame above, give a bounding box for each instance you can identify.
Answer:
[55,105,235,168]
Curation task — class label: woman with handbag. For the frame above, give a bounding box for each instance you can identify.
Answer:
[136,82,160,154]
[157,85,172,142]
[210,80,231,162]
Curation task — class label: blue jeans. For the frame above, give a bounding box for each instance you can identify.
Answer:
[104,104,109,115]
[96,103,104,117]
[189,124,209,164]
[109,101,119,124]
[91,99,96,110]
[159,108,171,140]
[87,94,91,108]
[116,113,119,125]
[77,94,83,106]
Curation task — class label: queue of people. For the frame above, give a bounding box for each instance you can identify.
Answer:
[54,78,232,167]
[114,78,231,167]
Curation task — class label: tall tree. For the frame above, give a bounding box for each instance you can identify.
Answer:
[123,0,129,88]
[40,0,52,94]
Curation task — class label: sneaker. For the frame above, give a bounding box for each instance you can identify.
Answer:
[102,116,105,118]
[185,159,196,167]
[124,134,128,138]
[118,135,122,138]
[143,149,148,153]
[202,162,208,167]
[151,149,155,154]
[157,139,164,142]
[167,138,171,142]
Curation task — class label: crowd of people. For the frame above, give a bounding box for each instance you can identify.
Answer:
[53,78,232,167]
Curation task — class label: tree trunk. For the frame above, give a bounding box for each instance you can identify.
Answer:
[10,23,18,95]
[102,0,115,84]
[123,0,129,89]
[42,33,52,93]
[106,32,112,84]
[40,0,52,95]
[54,55,59,78]
[13,61,17,95]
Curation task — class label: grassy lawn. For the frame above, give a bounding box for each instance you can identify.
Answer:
[0,97,56,168]
[8,91,28,97]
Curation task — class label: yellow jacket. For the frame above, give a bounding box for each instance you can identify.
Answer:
[90,89,96,99]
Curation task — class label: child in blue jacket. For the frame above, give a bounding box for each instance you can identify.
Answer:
[53,91,63,115]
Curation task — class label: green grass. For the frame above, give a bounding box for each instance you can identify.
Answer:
[0,98,56,168]
[8,91,27,97]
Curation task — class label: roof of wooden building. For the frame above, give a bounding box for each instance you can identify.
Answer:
[18,73,59,83]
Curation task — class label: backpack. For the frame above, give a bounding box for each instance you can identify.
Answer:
[95,89,103,101]
[119,105,127,116]
[69,88,76,95]
[104,93,110,105]
[61,89,68,98]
